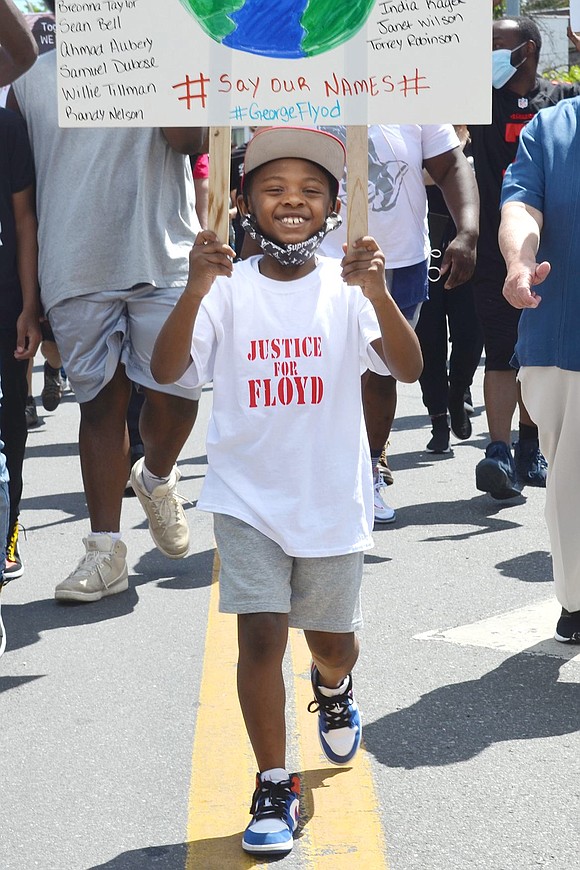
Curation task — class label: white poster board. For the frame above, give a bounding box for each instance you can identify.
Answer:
[571,0,580,35]
[55,0,491,128]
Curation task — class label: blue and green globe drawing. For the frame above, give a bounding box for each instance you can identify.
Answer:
[178,0,375,59]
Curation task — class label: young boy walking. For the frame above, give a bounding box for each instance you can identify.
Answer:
[152,127,422,855]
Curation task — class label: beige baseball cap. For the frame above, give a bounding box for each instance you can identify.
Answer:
[243,126,346,183]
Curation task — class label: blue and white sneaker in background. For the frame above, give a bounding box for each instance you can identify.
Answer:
[308,664,361,765]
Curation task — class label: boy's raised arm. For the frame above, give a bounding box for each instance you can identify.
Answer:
[152,230,234,384]
[341,236,423,384]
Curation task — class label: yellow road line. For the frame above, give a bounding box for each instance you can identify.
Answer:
[289,630,390,868]
[186,551,389,867]
[185,554,260,869]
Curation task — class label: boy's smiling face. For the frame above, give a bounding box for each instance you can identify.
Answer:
[241,157,338,248]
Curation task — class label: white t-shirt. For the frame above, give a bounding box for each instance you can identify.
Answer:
[178,256,390,557]
[321,125,459,268]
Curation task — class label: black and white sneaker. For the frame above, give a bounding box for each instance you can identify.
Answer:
[554,608,580,643]
[426,416,451,454]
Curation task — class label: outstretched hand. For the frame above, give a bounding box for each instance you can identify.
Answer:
[341,236,387,301]
[502,260,551,309]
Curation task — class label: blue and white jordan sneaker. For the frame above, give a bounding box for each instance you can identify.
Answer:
[308,665,362,764]
[242,772,300,854]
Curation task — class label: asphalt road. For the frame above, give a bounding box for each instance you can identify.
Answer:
[1,359,578,870]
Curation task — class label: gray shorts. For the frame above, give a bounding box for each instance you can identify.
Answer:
[213,513,364,633]
[48,285,202,404]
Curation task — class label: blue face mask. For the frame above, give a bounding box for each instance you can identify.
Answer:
[492,41,527,89]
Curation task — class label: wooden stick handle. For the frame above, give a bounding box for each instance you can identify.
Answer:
[346,125,369,253]
[208,126,231,243]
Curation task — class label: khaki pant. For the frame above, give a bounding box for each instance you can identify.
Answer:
[519,366,580,611]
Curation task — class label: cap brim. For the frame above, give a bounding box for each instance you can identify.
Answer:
[243,127,346,183]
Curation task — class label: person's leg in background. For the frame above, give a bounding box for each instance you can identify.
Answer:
[24,357,38,428]
[39,319,65,413]
[124,382,145,497]
[446,278,483,439]
[366,263,426,524]
[472,273,543,499]
[518,367,580,642]
[0,409,9,657]
[0,327,28,579]
[416,268,452,454]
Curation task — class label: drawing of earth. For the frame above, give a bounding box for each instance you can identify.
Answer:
[178,0,375,58]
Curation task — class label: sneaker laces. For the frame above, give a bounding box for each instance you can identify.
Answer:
[5,522,26,564]
[5,522,20,563]
[250,779,295,823]
[308,686,354,730]
[148,485,189,527]
[72,548,112,581]
[530,447,547,472]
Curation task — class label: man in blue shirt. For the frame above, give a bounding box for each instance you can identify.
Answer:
[499,95,580,643]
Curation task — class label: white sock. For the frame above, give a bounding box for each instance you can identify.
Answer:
[90,531,122,541]
[260,768,288,784]
[318,675,349,697]
[141,463,171,494]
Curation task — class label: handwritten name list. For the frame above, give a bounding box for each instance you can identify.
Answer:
[56,0,491,128]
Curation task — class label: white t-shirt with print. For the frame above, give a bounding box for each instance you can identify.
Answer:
[178,256,390,557]
[321,124,459,268]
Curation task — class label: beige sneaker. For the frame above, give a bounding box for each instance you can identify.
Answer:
[130,458,189,559]
[55,535,128,602]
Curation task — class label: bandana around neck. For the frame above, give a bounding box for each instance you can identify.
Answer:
[240,212,342,268]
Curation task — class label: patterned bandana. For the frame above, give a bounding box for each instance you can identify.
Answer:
[240,212,342,267]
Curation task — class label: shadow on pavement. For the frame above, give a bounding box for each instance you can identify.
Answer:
[374,495,524,541]
[0,548,215,661]
[90,768,347,869]
[496,550,552,584]
[363,646,579,769]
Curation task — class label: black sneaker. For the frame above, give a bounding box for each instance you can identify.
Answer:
[448,389,472,440]
[242,773,301,854]
[426,416,451,453]
[41,361,63,412]
[514,439,547,488]
[4,522,23,581]
[476,441,522,499]
[554,608,580,643]
[25,396,39,428]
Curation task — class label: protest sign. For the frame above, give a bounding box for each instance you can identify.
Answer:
[55,0,491,128]
[572,0,580,35]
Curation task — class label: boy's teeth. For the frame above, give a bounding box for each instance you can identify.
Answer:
[281,216,304,224]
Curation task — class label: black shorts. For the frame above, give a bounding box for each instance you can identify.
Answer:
[473,265,521,372]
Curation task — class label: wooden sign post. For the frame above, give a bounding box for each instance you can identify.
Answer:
[208,126,232,244]
[346,125,369,253]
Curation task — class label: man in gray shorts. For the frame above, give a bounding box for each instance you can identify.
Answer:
[9,39,207,602]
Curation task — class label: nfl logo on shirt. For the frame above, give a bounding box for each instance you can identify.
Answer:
[518,97,529,109]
